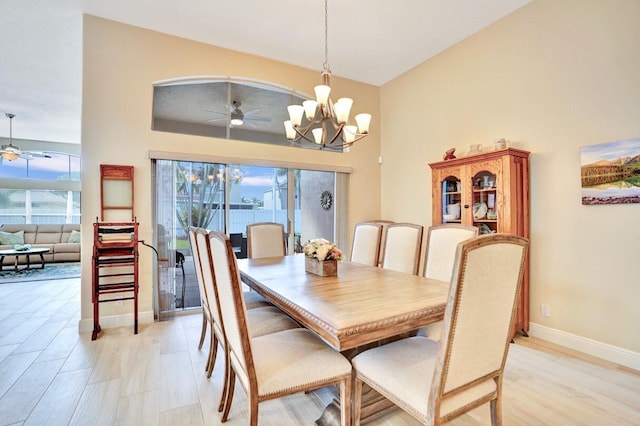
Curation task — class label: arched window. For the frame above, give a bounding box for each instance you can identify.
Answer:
[152,77,338,151]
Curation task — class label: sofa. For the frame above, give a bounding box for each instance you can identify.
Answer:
[0,224,81,265]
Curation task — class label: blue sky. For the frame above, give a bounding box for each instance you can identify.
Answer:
[580,138,640,165]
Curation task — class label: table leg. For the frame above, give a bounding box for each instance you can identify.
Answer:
[316,384,397,426]
[36,253,46,269]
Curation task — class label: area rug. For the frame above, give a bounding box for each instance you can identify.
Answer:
[0,262,81,284]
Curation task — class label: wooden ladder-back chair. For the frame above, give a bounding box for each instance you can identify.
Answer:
[207,230,353,426]
[380,222,424,275]
[420,224,479,340]
[246,222,286,259]
[350,222,384,266]
[352,234,529,425]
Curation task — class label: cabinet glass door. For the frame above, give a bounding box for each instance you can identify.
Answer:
[471,171,497,234]
[441,176,462,223]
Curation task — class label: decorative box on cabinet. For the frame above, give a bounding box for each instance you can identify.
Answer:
[429,147,530,336]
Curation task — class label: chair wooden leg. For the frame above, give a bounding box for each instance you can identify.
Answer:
[248,396,259,426]
[490,398,502,426]
[218,346,231,412]
[198,312,207,350]
[221,368,236,422]
[206,333,218,378]
[353,376,363,426]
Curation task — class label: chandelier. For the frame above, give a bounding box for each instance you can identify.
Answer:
[284,0,371,149]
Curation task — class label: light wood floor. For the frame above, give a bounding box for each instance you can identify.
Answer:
[0,277,639,425]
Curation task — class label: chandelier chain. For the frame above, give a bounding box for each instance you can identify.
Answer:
[323,0,330,73]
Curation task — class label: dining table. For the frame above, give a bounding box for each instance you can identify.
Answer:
[236,254,450,424]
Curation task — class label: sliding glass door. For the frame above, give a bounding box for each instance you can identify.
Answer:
[153,158,341,314]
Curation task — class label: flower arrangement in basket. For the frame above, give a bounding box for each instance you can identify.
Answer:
[303,238,343,276]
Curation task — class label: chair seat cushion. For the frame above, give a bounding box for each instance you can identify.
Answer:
[247,306,299,337]
[243,290,271,309]
[251,328,351,398]
[352,336,496,422]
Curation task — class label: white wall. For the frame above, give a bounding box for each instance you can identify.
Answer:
[381,0,640,367]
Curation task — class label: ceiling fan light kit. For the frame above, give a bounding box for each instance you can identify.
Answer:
[1,113,51,161]
[284,0,371,149]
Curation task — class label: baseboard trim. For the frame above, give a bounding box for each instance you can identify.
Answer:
[78,311,154,333]
[529,323,640,372]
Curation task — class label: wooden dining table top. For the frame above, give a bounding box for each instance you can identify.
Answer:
[237,255,449,351]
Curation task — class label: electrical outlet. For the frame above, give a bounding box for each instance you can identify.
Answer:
[116,300,124,306]
[541,304,551,317]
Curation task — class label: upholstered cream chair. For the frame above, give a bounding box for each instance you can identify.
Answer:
[350,222,384,266]
[419,224,478,340]
[187,227,213,365]
[246,222,286,259]
[380,222,424,275]
[207,230,353,426]
[194,228,298,381]
[373,220,394,267]
[352,234,529,426]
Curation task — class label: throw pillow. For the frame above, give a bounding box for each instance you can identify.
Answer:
[68,229,81,243]
[0,230,25,245]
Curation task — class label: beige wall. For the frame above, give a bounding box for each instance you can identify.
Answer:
[81,16,380,326]
[381,0,640,357]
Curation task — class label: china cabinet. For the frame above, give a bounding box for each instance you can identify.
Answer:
[429,147,530,336]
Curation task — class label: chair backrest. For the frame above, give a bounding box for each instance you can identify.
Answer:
[380,222,424,275]
[246,222,286,259]
[371,220,394,267]
[195,227,224,328]
[423,224,479,282]
[188,226,209,310]
[207,230,255,392]
[429,233,528,422]
[350,222,383,266]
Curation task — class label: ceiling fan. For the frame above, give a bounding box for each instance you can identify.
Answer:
[1,113,51,161]
[206,100,271,128]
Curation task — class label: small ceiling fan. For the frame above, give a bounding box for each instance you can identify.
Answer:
[206,100,271,128]
[1,113,51,161]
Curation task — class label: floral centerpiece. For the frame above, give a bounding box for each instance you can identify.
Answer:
[302,238,343,276]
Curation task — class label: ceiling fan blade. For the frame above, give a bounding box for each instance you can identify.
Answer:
[245,120,258,129]
[207,117,227,123]
[246,116,272,122]
[27,151,51,158]
[243,108,261,116]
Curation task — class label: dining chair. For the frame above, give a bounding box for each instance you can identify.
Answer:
[246,222,286,259]
[373,220,394,267]
[350,221,384,266]
[187,227,213,361]
[352,233,529,425]
[380,222,424,275]
[194,228,297,380]
[207,230,353,426]
[419,224,479,340]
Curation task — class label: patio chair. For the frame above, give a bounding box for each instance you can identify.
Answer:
[352,234,528,425]
[208,230,353,425]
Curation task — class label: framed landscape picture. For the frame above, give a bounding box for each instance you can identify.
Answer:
[580,138,640,205]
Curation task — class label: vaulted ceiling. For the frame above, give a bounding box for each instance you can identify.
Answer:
[0,0,531,144]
